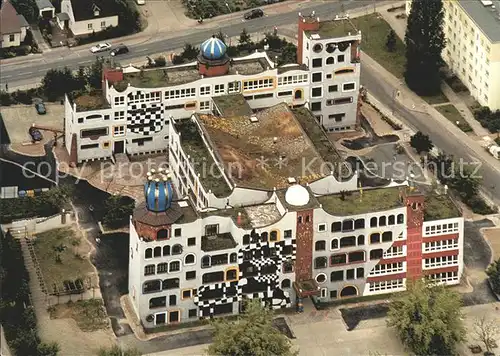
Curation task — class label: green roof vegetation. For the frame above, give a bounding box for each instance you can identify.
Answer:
[318,187,404,215]
[73,90,110,112]
[424,194,461,221]
[312,18,358,38]
[201,233,237,252]
[121,69,168,88]
[213,94,253,117]
[175,120,232,197]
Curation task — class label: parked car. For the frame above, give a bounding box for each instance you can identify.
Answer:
[244,8,264,20]
[35,102,46,115]
[110,44,129,56]
[29,126,43,141]
[90,42,111,53]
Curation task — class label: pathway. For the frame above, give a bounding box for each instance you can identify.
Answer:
[30,25,51,53]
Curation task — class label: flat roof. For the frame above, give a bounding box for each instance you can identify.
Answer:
[174,120,232,197]
[72,91,110,112]
[197,103,327,190]
[212,94,253,117]
[317,186,404,216]
[424,194,462,221]
[116,57,269,90]
[306,18,359,39]
[458,0,500,43]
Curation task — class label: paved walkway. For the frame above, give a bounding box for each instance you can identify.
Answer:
[31,25,52,53]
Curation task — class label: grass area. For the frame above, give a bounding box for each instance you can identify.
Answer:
[350,14,406,78]
[424,194,461,221]
[48,299,108,332]
[421,90,450,105]
[435,104,473,133]
[317,187,404,215]
[213,94,253,117]
[73,91,110,112]
[34,227,95,293]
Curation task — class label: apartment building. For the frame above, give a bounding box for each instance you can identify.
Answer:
[127,102,464,327]
[406,0,500,110]
[64,12,363,166]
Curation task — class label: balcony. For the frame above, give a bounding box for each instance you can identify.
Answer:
[201,232,237,252]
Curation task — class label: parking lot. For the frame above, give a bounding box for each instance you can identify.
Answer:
[1,103,64,156]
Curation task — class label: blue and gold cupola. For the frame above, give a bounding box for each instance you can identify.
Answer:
[144,168,173,212]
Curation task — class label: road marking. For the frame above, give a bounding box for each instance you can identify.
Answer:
[3,75,12,78]
[24,71,33,74]
[78,60,92,64]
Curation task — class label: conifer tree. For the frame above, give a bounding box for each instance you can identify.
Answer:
[404,0,445,95]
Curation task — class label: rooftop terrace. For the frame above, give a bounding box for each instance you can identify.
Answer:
[197,103,327,190]
[212,94,253,117]
[114,56,270,90]
[201,232,237,252]
[72,91,110,112]
[317,186,404,215]
[174,120,232,197]
[424,194,461,221]
[306,18,359,39]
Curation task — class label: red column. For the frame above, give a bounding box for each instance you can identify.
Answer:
[297,14,320,65]
[405,194,425,280]
[294,209,314,281]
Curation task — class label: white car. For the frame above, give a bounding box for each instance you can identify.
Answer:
[90,42,111,53]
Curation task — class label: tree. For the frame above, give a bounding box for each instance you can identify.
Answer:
[98,345,140,356]
[86,58,105,90]
[410,131,433,154]
[215,30,226,45]
[180,43,199,61]
[278,43,298,66]
[404,0,445,95]
[11,0,37,23]
[385,29,397,52]
[102,195,135,229]
[238,28,252,49]
[37,342,60,356]
[473,316,499,354]
[486,258,500,295]
[449,165,480,199]
[387,279,466,356]
[42,67,80,101]
[207,299,297,356]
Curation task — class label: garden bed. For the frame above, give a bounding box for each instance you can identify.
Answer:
[48,299,109,331]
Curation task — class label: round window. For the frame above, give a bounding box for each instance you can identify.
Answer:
[326,43,337,53]
[313,43,323,53]
[146,314,154,323]
[316,273,326,284]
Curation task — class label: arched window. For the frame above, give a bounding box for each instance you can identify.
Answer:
[357,235,365,245]
[370,233,380,244]
[340,286,358,297]
[326,56,334,64]
[370,249,383,260]
[201,255,211,268]
[143,280,161,293]
[348,251,365,263]
[145,248,152,259]
[314,257,328,269]
[354,219,365,229]
[342,219,354,232]
[370,217,377,228]
[226,269,238,281]
[332,222,342,232]
[294,89,303,100]
[379,216,387,226]
[172,244,183,255]
[331,239,339,250]
[243,234,250,245]
[154,247,161,257]
[281,279,291,288]
[315,240,326,251]
[388,215,395,225]
[270,230,278,242]
[261,232,268,242]
[163,245,170,256]
[156,262,168,274]
[397,214,405,224]
[157,229,168,240]
[184,254,195,265]
[144,265,155,276]
[169,261,180,272]
[340,236,356,248]
[162,278,179,290]
[230,253,237,263]
[382,231,393,242]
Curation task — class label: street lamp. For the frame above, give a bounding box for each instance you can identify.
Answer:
[225,2,231,12]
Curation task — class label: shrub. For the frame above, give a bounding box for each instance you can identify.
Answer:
[154,56,166,67]
[0,91,12,106]
[464,195,497,215]
[11,89,33,105]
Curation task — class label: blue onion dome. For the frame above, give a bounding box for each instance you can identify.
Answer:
[144,168,173,212]
[201,35,227,60]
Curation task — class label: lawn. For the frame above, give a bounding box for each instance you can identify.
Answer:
[350,14,406,78]
[34,227,95,293]
[424,194,461,221]
[421,91,449,105]
[48,299,109,331]
[435,104,473,133]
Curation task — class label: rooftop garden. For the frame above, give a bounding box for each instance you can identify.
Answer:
[213,93,253,117]
[202,232,237,252]
[314,18,359,38]
[318,187,403,215]
[122,69,169,88]
[424,194,461,221]
[175,120,232,197]
[73,90,110,112]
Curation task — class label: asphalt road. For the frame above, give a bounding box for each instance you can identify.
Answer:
[360,65,500,206]
[0,0,374,87]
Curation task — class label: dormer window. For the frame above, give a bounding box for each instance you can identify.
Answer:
[93,4,100,17]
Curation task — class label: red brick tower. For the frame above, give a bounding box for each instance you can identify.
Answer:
[297,12,320,65]
[403,188,425,281]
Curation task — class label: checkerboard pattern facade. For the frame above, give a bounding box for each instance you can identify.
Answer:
[127,103,165,135]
